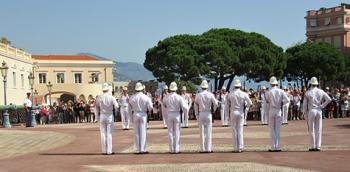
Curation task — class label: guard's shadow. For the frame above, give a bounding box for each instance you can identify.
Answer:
[336,124,350,129]
[40,150,311,156]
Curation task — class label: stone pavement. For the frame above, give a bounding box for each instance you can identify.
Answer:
[0,118,349,172]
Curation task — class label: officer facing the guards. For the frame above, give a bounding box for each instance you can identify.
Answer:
[225,79,252,153]
[265,76,290,152]
[128,82,153,154]
[258,86,268,125]
[161,85,169,128]
[95,83,119,155]
[218,86,229,127]
[163,82,188,154]
[303,77,331,151]
[119,87,130,130]
[194,80,218,153]
[181,86,192,128]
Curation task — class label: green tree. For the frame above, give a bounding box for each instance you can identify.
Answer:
[145,28,286,90]
[144,34,201,85]
[285,41,348,87]
[0,37,11,45]
[200,28,285,89]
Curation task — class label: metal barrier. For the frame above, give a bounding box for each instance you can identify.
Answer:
[0,105,40,125]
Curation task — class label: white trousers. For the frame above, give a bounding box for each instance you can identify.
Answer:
[307,109,323,149]
[198,112,212,152]
[133,112,147,153]
[269,108,282,150]
[261,104,268,124]
[244,107,249,125]
[282,103,289,124]
[167,111,181,153]
[99,114,114,154]
[162,105,168,127]
[220,105,228,126]
[120,106,130,129]
[231,110,244,151]
[181,108,190,127]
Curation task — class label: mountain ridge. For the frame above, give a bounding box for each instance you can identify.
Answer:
[77,53,155,81]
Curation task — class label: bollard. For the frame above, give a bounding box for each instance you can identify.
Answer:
[31,110,37,127]
[2,110,11,128]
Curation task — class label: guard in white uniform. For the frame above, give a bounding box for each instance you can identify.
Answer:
[163,82,188,153]
[225,80,252,153]
[128,82,153,154]
[161,85,169,128]
[218,86,229,127]
[95,83,119,155]
[243,89,250,126]
[194,80,218,153]
[282,86,291,125]
[302,77,331,151]
[258,86,268,125]
[265,77,290,152]
[119,87,130,130]
[181,86,192,128]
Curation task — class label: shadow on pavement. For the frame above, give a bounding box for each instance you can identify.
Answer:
[335,124,350,129]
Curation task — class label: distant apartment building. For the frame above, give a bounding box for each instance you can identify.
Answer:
[32,55,114,104]
[305,3,350,59]
[0,43,33,105]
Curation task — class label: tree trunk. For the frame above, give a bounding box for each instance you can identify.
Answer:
[214,77,218,92]
[226,74,235,91]
[218,74,225,91]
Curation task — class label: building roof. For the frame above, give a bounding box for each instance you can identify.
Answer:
[32,55,98,61]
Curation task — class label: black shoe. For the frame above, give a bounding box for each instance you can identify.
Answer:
[275,149,282,152]
[141,151,149,154]
[316,148,321,151]
[268,149,273,152]
[244,124,247,126]
[309,148,316,151]
[134,152,142,154]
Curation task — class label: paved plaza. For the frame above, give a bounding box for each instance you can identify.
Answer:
[0,118,350,172]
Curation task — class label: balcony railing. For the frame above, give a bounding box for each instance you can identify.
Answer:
[0,42,32,61]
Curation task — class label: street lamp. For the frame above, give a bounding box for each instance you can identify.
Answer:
[0,61,10,128]
[28,72,36,126]
[34,89,39,106]
[46,81,53,107]
[112,82,116,122]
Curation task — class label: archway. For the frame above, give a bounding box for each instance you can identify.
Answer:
[60,94,75,103]
[78,94,86,102]
[44,91,76,104]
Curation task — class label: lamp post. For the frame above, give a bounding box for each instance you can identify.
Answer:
[28,72,36,126]
[46,81,53,107]
[112,82,116,122]
[0,61,11,128]
[34,89,39,106]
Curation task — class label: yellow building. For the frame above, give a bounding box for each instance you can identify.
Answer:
[32,55,114,104]
[0,43,33,105]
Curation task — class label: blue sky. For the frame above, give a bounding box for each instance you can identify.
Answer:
[0,0,346,64]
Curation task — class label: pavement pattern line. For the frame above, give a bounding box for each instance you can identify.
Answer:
[119,143,350,153]
[0,130,75,160]
[85,162,318,172]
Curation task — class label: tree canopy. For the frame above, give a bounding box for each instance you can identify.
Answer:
[144,28,286,90]
[285,41,348,87]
